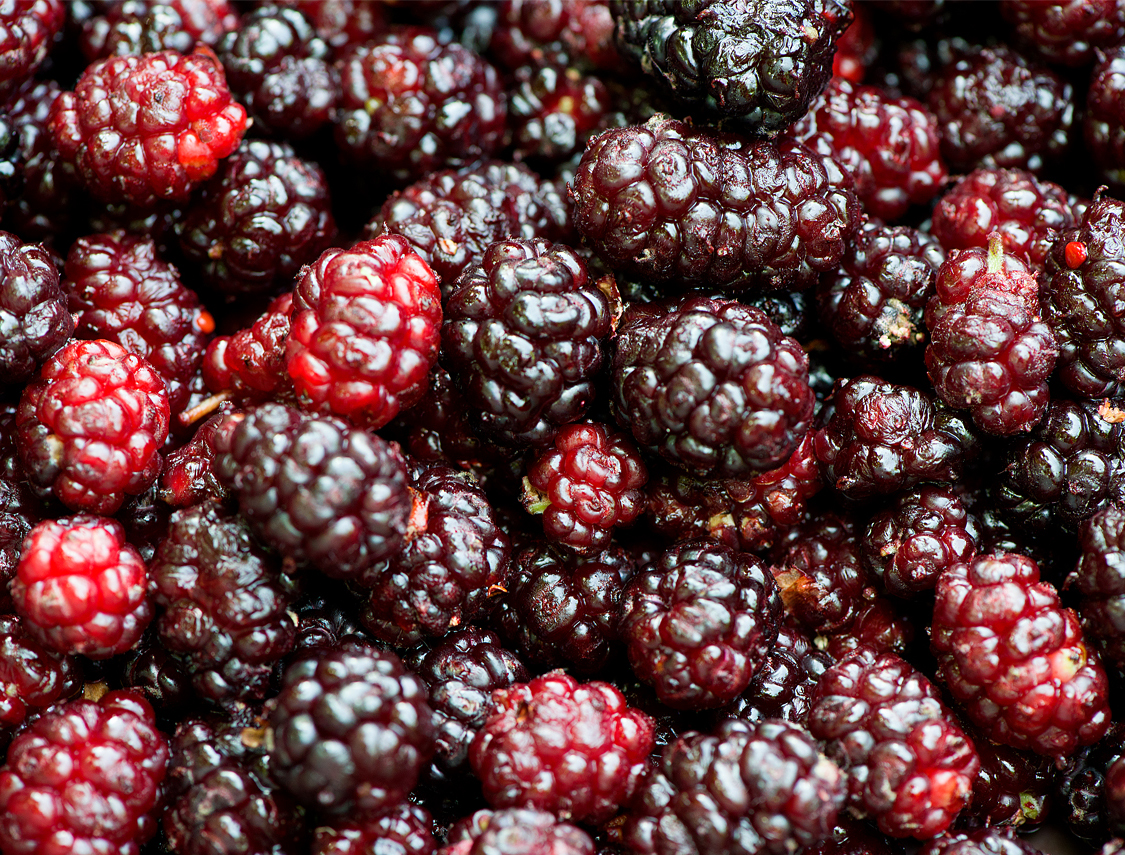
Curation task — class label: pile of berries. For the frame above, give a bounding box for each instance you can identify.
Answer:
[5,3,1125,855]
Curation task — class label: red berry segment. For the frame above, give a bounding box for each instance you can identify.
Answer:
[50,47,248,206]
[932,552,1112,758]
[0,229,73,387]
[287,234,441,430]
[1074,504,1125,671]
[16,339,170,514]
[0,0,65,103]
[0,691,168,855]
[0,614,79,733]
[469,671,654,824]
[444,807,594,855]
[202,292,293,405]
[808,647,980,839]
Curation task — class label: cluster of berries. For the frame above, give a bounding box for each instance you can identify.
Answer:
[3,3,1125,855]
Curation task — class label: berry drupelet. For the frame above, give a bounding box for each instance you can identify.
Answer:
[815,219,944,362]
[612,295,814,478]
[1086,46,1125,186]
[177,139,337,296]
[201,292,293,406]
[932,552,1111,758]
[489,0,620,73]
[442,238,610,447]
[1001,0,1125,67]
[16,338,170,514]
[159,408,241,507]
[468,671,654,824]
[149,500,298,705]
[571,115,860,293]
[522,421,647,552]
[213,402,412,581]
[919,829,1049,855]
[0,690,168,855]
[314,804,435,855]
[218,5,335,141]
[610,0,852,136]
[0,614,79,738]
[1040,195,1125,398]
[357,461,511,647]
[808,647,980,839]
[63,230,213,416]
[813,375,976,501]
[50,47,248,207]
[407,627,529,778]
[787,77,947,221]
[287,234,441,431]
[0,229,72,388]
[509,64,614,165]
[723,621,832,726]
[620,538,781,709]
[622,718,846,855]
[926,43,1073,174]
[13,514,151,659]
[1055,723,1125,845]
[494,542,631,675]
[442,807,594,855]
[959,737,1054,830]
[1072,504,1125,671]
[333,29,507,181]
[79,0,239,60]
[0,0,65,104]
[268,641,434,818]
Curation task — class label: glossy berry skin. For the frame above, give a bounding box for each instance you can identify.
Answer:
[814,375,975,500]
[959,738,1054,830]
[442,238,609,447]
[927,43,1073,174]
[357,461,511,647]
[408,627,529,776]
[78,0,239,59]
[489,0,620,72]
[50,48,248,207]
[613,296,814,478]
[313,804,434,855]
[158,408,241,508]
[931,168,1078,272]
[610,0,851,135]
[788,77,947,221]
[287,235,440,431]
[1073,504,1125,671]
[177,139,337,295]
[16,339,170,514]
[269,641,434,818]
[861,486,978,598]
[523,422,646,552]
[509,64,613,165]
[919,829,1048,855]
[808,647,980,839]
[0,691,168,855]
[202,292,293,405]
[1086,46,1125,186]
[0,229,73,387]
[815,220,944,362]
[469,671,654,824]
[333,30,506,180]
[620,539,782,709]
[1040,197,1125,397]
[150,500,297,704]
[1055,723,1125,844]
[571,115,860,293]
[214,403,412,581]
[724,622,832,726]
[622,718,846,855]
[63,230,212,415]
[1001,0,1125,66]
[443,807,594,855]
[932,553,1111,758]
[0,614,79,735]
[13,514,150,660]
[0,0,65,103]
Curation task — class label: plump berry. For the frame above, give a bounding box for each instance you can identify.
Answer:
[926,43,1074,173]
[813,375,975,500]
[357,461,511,647]
[1040,196,1125,398]
[1001,0,1125,66]
[815,219,944,361]
[610,0,852,135]
[286,235,441,431]
[50,47,248,207]
[622,718,846,855]
[932,552,1111,758]
[1072,504,1125,671]
[489,0,620,72]
[442,238,610,447]
[931,168,1077,272]
[919,829,1047,855]
[808,647,980,838]
[333,29,506,180]
[214,402,412,581]
[159,408,241,507]
[269,641,434,817]
[79,0,239,59]
[443,807,594,855]
[201,292,293,406]
[494,542,630,675]
[509,64,614,165]
[1056,723,1125,844]
[0,691,168,855]
[16,339,170,514]
[861,486,978,598]
[613,295,814,478]
[177,139,337,295]
[63,230,213,416]
[218,5,335,140]
[0,229,72,388]
[0,614,79,737]
[959,737,1054,830]
[276,0,386,52]
[723,621,832,726]
[314,803,435,855]
[0,0,65,103]
[620,539,782,709]
[787,77,946,221]
[571,115,860,293]
[469,671,654,823]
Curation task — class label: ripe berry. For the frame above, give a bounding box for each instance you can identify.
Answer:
[0,614,79,736]
[1072,504,1125,671]
[158,408,241,508]
[79,0,238,60]
[201,292,293,406]
[444,807,594,855]
[313,804,435,855]
[0,0,65,103]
